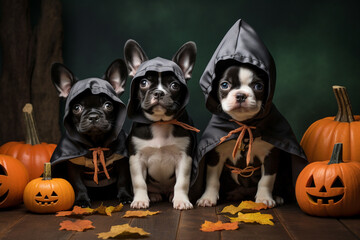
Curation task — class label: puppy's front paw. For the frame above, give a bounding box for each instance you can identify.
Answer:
[173,198,193,210]
[74,199,91,208]
[196,195,217,207]
[274,196,284,206]
[149,193,162,203]
[255,196,276,208]
[117,189,133,204]
[130,198,150,209]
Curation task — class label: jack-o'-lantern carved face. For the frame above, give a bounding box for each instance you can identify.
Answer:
[305,175,345,205]
[0,164,9,205]
[35,190,59,206]
[296,143,360,217]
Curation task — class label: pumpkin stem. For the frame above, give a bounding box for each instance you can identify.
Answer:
[22,103,41,145]
[333,86,355,122]
[43,162,52,180]
[329,143,344,165]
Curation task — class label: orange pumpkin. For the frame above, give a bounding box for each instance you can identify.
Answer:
[0,154,29,208]
[0,104,56,180]
[23,163,75,213]
[301,86,360,163]
[296,143,360,217]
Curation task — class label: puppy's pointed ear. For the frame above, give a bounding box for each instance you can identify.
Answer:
[104,59,128,96]
[51,63,75,98]
[124,39,148,77]
[172,42,197,81]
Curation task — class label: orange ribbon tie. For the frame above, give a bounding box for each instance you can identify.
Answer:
[218,120,256,166]
[89,147,110,184]
[154,119,200,133]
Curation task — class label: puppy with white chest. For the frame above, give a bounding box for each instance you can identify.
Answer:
[124,40,199,210]
[193,19,307,208]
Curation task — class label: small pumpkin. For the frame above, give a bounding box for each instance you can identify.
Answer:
[0,154,29,208]
[295,143,360,217]
[0,103,56,180]
[23,163,75,213]
[300,86,360,163]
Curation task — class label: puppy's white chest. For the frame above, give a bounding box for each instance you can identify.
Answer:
[132,124,189,181]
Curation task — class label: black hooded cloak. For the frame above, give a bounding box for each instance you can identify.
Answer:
[127,57,197,157]
[190,19,307,202]
[50,78,128,187]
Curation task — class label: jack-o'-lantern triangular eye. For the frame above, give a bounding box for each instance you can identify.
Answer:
[331,176,344,188]
[36,192,42,197]
[51,191,58,197]
[0,165,7,176]
[306,175,315,187]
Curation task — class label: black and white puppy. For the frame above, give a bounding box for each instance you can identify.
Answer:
[197,65,283,208]
[125,40,197,210]
[50,60,132,207]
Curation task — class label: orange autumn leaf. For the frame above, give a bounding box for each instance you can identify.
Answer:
[200,220,238,232]
[56,206,94,217]
[226,212,274,226]
[59,219,95,232]
[97,224,150,239]
[221,201,268,215]
[122,210,160,218]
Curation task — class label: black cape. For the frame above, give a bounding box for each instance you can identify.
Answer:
[50,78,128,179]
[190,19,307,202]
[127,57,197,161]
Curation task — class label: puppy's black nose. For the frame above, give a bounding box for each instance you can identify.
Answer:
[153,90,165,99]
[88,114,100,123]
[236,93,247,103]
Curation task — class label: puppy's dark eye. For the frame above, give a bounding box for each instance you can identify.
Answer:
[72,104,84,115]
[254,83,264,91]
[103,101,113,111]
[220,81,230,90]
[170,82,180,91]
[140,79,150,89]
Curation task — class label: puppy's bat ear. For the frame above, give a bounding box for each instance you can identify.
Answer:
[104,59,128,96]
[51,63,75,98]
[124,39,148,77]
[172,41,197,81]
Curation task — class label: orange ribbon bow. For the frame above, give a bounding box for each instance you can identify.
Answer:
[218,120,256,167]
[89,147,110,184]
[154,119,200,133]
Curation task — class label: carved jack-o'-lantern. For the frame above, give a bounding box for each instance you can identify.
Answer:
[0,154,29,208]
[296,143,360,217]
[23,163,75,213]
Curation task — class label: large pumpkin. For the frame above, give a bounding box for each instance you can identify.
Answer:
[301,86,360,163]
[0,103,56,180]
[296,143,360,217]
[0,154,29,208]
[23,163,75,213]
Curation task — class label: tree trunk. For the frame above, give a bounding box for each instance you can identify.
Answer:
[0,0,63,145]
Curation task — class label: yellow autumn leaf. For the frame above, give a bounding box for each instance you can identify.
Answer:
[122,210,160,218]
[226,212,274,226]
[200,220,238,232]
[93,203,123,216]
[221,201,268,215]
[97,224,150,239]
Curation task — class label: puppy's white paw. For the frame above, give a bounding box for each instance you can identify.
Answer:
[256,196,276,208]
[149,193,162,203]
[130,199,150,209]
[173,198,193,210]
[196,195,217,207]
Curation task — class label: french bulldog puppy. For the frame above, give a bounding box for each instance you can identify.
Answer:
[50,60,132,207]
[124,40,198,210]
[194,19,307,208]
[197,65,281,207]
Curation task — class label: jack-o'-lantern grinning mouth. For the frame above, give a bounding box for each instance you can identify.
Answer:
[0,189,9,204]
[35,199,58,205]
[307,193,344,204]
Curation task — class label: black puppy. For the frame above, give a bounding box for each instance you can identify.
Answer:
[124,40,198,210]
[50,60,132,207]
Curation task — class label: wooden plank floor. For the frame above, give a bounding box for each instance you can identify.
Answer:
[0,201,359,240]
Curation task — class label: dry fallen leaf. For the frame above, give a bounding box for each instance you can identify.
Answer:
[226,212,274,226]
[93,203,124,216]
[59,219,95,232]
[122,210,160,218]
[97,224,150,239]
[200,220,238,232]
[221,201,268,215]
[56,206,94,217]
